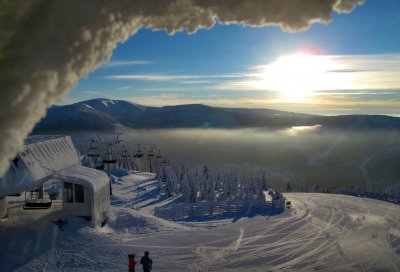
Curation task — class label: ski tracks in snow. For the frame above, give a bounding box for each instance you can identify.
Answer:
[2,192,400,271]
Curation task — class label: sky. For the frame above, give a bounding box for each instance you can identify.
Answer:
[66,0,400,116]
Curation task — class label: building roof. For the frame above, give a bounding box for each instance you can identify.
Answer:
[25,135,65,145]
[1,135,81,196]
[54,165,109,193]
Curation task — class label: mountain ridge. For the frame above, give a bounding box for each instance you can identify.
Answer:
[33,98,400,132]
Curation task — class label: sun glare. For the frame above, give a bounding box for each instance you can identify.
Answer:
[254,53,347,101]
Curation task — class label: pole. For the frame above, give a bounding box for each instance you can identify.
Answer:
[104,143,114,196]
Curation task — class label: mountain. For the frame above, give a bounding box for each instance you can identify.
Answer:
[33,98,400,132]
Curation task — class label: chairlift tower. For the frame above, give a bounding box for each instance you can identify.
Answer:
[121,146,131,170]
[156,149,162,159]
[147,144,156,173]
[98,132,122,196]
[154,149,163,171]
[132,144,144,171]
[133,144,144,158]
[86,138,100,167]
[102,143,117,195]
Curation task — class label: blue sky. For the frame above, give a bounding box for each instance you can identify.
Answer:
[66,0,400,116]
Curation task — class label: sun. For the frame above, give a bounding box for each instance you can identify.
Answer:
[254,53,344,101]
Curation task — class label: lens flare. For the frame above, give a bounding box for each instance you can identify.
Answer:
[253,53,349,101]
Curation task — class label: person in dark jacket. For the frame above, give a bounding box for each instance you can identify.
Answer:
[128,253,137,272]
[140,251,152,272]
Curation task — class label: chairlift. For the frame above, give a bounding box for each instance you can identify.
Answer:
[87,138,100,158]
[155,149,162,159]
[102,144,117,164]
[23,184,52,209]
[133,144,144,158]
[147,144,156,157]
[121,148,130,158]
[102,157,117,164]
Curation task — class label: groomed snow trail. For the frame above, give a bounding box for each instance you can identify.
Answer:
[1,178,399,271]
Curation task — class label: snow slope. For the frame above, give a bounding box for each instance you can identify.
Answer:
[0,172,399,271]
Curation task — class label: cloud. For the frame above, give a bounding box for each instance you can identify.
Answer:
[216,53,400,92]
[0,0,364,177]
[107,73,242,81]
[100,60,153,68]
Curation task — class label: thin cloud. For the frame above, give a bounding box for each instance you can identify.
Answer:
[118,86,132,90]
[217,53,400,92]
[82,90,110,97]
[100,60,153,68]
[107,73,244,81]
[180,80,216,85]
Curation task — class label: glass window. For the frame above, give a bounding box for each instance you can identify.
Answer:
[74,184,84,203]
[64,182,73,203]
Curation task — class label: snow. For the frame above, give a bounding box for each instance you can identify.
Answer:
[100,99,115,107]
[0,136,80,196]
[55,166,109,194]
[54,165,110,226]
[1,171,399,271]
[83,104,94,110]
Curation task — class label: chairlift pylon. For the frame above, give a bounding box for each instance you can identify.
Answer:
[147,144,156,157]
[87,138,100,158]
[102,143,117,164]
[156,149,162,159]
[133,144,144,158]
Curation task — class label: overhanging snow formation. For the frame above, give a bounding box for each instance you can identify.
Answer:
[54,165,110,226]
[0,135,80,197]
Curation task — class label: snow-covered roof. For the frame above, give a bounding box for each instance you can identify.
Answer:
[54,165,109,193]
[0,135,81,196]
[22,135,80,175]
[24,135,65,145]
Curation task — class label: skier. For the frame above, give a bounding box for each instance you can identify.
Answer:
[128,253,137,272]
[140,251,153,272]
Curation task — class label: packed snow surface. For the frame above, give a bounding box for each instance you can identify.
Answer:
[1,171,399,271]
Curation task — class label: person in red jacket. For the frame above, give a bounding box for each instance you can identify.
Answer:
[128,253,137,272]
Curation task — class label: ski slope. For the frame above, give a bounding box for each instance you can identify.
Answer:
[0,172,399,271]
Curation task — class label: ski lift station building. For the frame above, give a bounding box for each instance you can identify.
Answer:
[0,135,110,226]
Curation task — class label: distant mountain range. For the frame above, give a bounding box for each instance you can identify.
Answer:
[33,98,400,133]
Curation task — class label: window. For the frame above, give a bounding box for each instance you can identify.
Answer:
[64,182,85,203]
[64,182,73,203]
[74,184,84,203]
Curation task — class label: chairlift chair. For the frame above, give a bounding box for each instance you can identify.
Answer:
[134,144,144,158]
[147,144,156,157]
[98,143,116,164]
[102,154,117,164]
[23,184,52,209]
[87,139,100,158]
[162,159,169,165]
[121,149,130,158]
